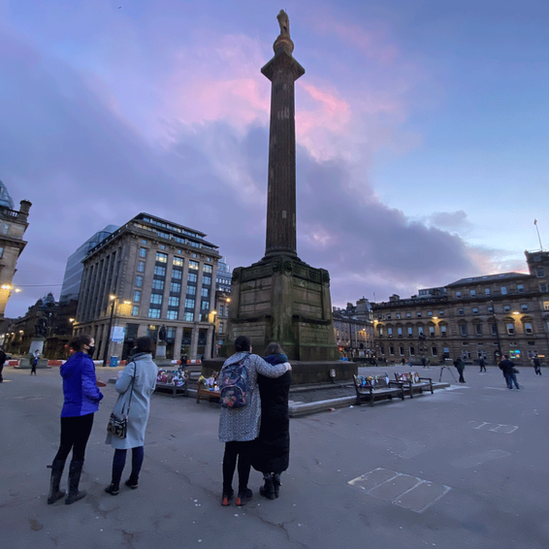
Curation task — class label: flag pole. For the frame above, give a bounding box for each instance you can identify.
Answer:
[534,219,543,251]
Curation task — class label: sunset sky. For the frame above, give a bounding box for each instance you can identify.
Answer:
[1,0,548,317]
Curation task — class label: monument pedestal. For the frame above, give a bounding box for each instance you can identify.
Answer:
[222,256,340,363]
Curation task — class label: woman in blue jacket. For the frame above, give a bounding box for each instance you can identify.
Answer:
[47,334,103,505]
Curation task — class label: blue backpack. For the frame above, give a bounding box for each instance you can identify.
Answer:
[219,357,249,409]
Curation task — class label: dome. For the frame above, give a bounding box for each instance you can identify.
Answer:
[0,180,14,210]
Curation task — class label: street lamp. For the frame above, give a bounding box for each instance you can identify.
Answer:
[102,295,117,366]
[209,310,218,359]
[490,300,502,361]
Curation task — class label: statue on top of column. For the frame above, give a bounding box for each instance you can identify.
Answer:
[277,10,290,37]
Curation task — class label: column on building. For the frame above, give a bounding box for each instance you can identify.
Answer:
[190,322,199,359]
[204,324,213,359]
[173,326,183,361]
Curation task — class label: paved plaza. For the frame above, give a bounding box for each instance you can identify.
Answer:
[1,364,548,549]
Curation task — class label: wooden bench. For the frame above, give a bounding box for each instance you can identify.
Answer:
[155,382,188,398]
[196,384,221,404]
[394,371,434,398]
[353,374,405,407]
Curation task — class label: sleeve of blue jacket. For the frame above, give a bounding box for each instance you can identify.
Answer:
[81,358,103,402]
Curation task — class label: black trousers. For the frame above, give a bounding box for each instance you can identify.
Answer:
[222,441,254,494]
[53,414,94,464]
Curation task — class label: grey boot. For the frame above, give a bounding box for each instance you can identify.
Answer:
[259,473,276,500]
[65,461,86,505]
[47,460,66,504]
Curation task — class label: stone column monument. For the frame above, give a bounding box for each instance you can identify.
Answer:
[218,11,351,383]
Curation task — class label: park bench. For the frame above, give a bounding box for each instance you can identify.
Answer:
[196,372,220,404]
[394,371,434,398]
[353,374,405,407]
[154,367,200,398]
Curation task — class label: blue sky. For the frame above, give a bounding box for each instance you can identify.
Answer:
[1,0,548,317]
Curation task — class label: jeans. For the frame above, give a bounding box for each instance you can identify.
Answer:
[505,373,519,389]
[111,447,144,486]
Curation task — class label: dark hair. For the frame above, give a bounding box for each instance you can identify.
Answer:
[504,354,509,359]
[70,334,92,352]
[135,336,156,354]
[265,342,284,356]
[234,335,251,352]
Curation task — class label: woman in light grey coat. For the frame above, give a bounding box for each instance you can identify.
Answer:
[105,337,158,495]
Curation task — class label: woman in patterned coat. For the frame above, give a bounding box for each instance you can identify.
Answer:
[219,335,291,507]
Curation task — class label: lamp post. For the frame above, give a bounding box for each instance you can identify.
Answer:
[490,300,502,361]
[102,295,116,366]
[210,310,218,359]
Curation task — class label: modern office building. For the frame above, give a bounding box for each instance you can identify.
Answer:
[74,213,220,361]
[60,225,118,303]
[0,180,31,318]
[372,250,549,365]
[216,257,232,293]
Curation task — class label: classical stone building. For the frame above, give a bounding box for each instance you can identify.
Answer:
[0,181,31,318]
[333,298,374,358]
[74,213,220,361]
[372,250,549,365]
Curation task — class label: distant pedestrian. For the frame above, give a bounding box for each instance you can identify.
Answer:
[421,356,427,368]
[453,357,466,383]
[0,346,6,382]
[499,355,519,389]
[532,355,542,376]
[479,358,486,372]
[30,349,40,375]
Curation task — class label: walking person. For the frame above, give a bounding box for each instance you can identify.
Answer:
[219,335,291,507]
[454,356,466,383]
[499,355,520,390]
[532,354,542,376]
[0,346,6,383]
[30,349,40,375]
[252,343,292,500]
[47,335,103,505]
[105,336,158,495]
[479,357,487,372]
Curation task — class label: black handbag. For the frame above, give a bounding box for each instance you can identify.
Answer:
[107,362,136,439]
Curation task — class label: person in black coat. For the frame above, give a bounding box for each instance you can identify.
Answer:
[252,343,292,500]
[499,355,520,389]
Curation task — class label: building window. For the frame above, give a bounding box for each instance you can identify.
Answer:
[397,327,403,336]
[168,296,180,307]
[458,309,464,316]
[432,347,438,356]
[148,308,161,319]
[203,264,213,273]
[470,290,476,297]
[521,304,528,312]
[427,311,432,317]
[219,305,224,316]
[150,294,162,305]
[203,274,212,286]
[137,261,145,272]
[540,284,548,292]
[409,347,415,356]
[185,298,195,309]
[141,240,147,245]
[399,346,404,356]
[139,247,147,258]
[187,286,196,295]
[135,276,143,287]
[188,272,198,283]
[488,306,494,313]
[456,291,462,299]
[417,312,422,318]
[537,268,545,278]
[439,311,445,317]
[154,265,166,277]
[173,257,184,267]
[506,323,514,335]
[133,290,141,302]
[485,288,491,296]
[131,306,139,316]
[388,327,393,337]
[460,324,468,336]
[184,312,194,321]
[475,324,482,336]
[406,313,411,319]
[396,313,401,319]
[543,301,549,311]
[418,326,424,335]
[201,288,210,298]
[389,346,395,356]
[152,279,165,291]
[407,327,413,336]
[501,286,508,295]
[189,260,199,270]
[441,325,447,336]
[167,310,178,320]
[524,322,533,334]
[491,324,497,335]
[170,282,181,293]
[429,326,435,336]
[517,284,524,293]
[171,268,182,280]
[504,305,511,313]
[386,314,391,320]
[156,252,168,263]
[219,322,224,334]
[201,300,210,310]
[473,308,479,315]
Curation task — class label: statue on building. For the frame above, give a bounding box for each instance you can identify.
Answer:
[277,9,290,37]
[159,324,167,343]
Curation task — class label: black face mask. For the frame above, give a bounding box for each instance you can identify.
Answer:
[87,346,96,358]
